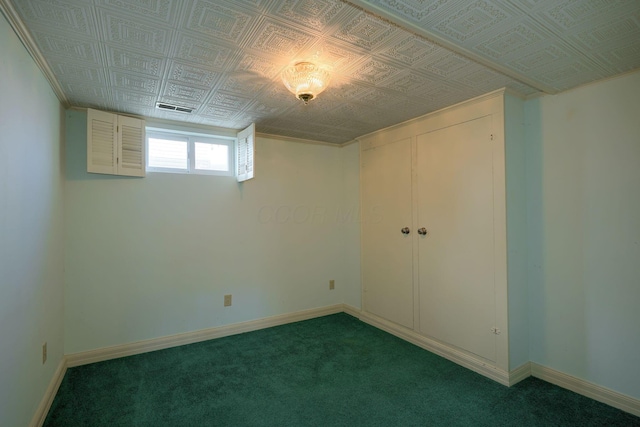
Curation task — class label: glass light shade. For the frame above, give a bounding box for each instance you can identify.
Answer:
[281,62,331,104]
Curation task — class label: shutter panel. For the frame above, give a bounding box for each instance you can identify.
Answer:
[87,108,117,174]
[236,123,255,182]
[118,115,145,177]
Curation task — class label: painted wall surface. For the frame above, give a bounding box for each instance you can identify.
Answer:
[64,110,361,354]
[526,70,640,400]
[340,142,361,309]
[504,93,529,370]
[0,15,65,427]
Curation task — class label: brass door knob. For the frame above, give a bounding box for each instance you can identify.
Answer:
[418,228,427,236]
[401,227,410,235]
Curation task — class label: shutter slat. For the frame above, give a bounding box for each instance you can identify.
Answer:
[236,123,255,182]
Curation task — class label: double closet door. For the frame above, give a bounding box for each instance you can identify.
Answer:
[361,115,498,363]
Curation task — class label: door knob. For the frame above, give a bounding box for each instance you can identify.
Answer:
[401,227,410,235]
[418,227,427,236]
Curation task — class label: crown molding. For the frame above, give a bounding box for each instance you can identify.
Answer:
[349,0,558,95]
[0,0,69,106]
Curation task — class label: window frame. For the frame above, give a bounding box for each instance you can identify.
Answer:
[145,127,235,176]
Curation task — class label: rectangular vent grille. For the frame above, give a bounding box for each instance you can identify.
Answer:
[155,102,194,114]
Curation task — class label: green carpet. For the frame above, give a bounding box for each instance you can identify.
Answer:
[45,313,639,426]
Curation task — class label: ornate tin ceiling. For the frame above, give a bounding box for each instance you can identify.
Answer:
[3,0,640,144]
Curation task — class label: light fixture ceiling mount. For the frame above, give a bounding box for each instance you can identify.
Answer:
[281,61,331,105]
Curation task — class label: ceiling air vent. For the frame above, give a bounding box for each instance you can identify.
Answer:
[155,102,194,114]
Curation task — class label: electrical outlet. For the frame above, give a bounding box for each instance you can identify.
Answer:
[329,280,335,290]
[42,342,47,364]
[224,294,232,307]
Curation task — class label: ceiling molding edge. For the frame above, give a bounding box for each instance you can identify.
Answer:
[0,0,69,106]
[348,0,558,95]
[256,132,343,147]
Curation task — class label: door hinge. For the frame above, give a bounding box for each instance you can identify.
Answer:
[491,327,501,335]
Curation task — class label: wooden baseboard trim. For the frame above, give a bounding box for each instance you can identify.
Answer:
[508,362,532,386]
[531,363,640,417]
[358,311,511,386]
[66,304,345,368]
[29,357,67,427]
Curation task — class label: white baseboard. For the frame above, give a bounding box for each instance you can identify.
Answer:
[30,357,67,427]
[531,362,640,417]
[358,311,511,386]
[508,362,532,386]
[66,304,346,368]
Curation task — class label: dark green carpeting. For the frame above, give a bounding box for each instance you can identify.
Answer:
[45,313,639,426]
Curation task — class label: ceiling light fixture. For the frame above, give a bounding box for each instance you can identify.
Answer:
[281,61,331,105]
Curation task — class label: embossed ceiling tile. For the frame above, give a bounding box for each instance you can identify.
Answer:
[236,54,282,80]
[331,10,401,51]
[473,21,548,61]
[322,81,375,103]
[247,19,316,57]
[455,66,514,91]
[101,11,170,54]
[533,0,638,33]
[507,44,568,75]
[97,0,177,24]
[30,31,100,63]
[49,61,107,85]
[273,0,348,32]
[208,92,253,112]
[346,57,403,85]
[430,0,518,44]
[105,46,165,77]
[168,62,222,88]
[379,34,440,66]
[415,48,472,78]
[109,71,160,95]
[594,41,640,75]
[14,0,96,37]
[114,90,156,108]
[63,84,110,101]
[183,1,254,44]
[536,61,608,92]
[161,82,208,104]
[217,73,270,96]
[382,70,438,95]
[200,106,239,123]
[570,13,640,51]
[174,34,235,70]
[364,0,448,22]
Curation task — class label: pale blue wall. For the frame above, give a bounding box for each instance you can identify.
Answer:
[0,15,65,427]
[526,70,640,400]
[505,93,529,369]
[64,110,361,354]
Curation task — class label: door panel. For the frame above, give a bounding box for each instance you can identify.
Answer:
[361,139,414,329]
[417,116,496,361]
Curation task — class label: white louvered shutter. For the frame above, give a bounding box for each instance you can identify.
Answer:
[236,123,255,182]
[118,115,145,177]
[87,108,117,174]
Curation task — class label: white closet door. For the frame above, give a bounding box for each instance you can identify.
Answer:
[361,138,414,329]
[417,116,496,361]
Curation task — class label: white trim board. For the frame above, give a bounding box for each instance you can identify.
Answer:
[358,310,512,386]
[531,363,640,418]
[66,304,347,368]
[30,358,67,427]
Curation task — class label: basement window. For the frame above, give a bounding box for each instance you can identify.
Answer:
[146,129,233,176]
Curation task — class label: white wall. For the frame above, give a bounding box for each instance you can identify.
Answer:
[64,111,362,354]
[0,15,65,427]
[526,70,640,400]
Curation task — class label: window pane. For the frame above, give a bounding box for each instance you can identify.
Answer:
[194,142,229,171]
[148,138,187,169]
